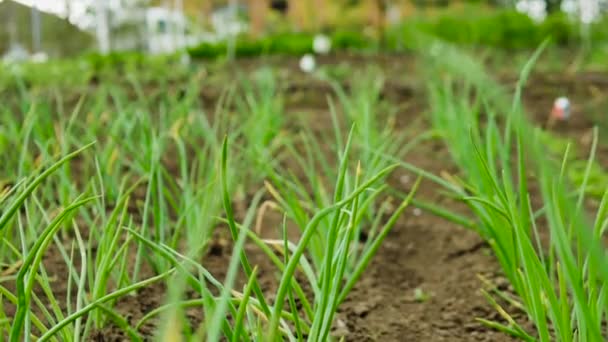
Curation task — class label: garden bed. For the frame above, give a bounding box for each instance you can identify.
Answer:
[2,54,607,341]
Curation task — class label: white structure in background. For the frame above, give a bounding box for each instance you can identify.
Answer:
[562,0,579,13]
[145,7,189,53]
[210,5,248,41]
[105,5,201,54]
[30,51,48,63]
[561,0,602,22]
[31,5,41,52]
[2,43,30,63]
[516,0,547,21]
[579,0,601,22]
[106,3,249,50]
[516,0,605,23]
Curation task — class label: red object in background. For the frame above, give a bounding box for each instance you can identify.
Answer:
[550,97,571,121]
[546,97,571,128]
[551,106,567,120]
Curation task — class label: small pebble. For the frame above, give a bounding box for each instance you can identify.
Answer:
[353,302,373,317]
[413,208,422,216]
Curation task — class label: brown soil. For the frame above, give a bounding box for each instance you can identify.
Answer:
[14,56,608,341]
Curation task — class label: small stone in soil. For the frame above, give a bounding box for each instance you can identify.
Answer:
[494,276,510,290]
[352,302,374,317]
[331,318,349,337]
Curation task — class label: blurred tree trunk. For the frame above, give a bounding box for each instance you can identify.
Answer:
[174,0,185,48]
[7,3,17,47]
[313,0,326,29]
[249,0,267,36]
[95,0,110,54]
[64,0,70,21]
[288,0,307,30]
[200,1,212,29]
[546,0,563,13]
[367,0,385,35]
[31,5,41,52]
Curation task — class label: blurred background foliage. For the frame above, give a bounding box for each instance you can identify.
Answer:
[1,0,607,64]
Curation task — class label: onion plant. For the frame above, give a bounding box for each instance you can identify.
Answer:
[398,42,608,341]
[0,59,418,341]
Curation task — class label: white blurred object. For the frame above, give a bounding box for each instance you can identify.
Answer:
[299,54,316,73]
[562,0,578,13]
[516,0,547,22]
[313,34,331,55]
[562,0,601,23]
[30,52,49,64]
[179,52,191,66]
[210,5,247,41]
[2,44,30,63]
[580,0,600,23]
[413,208,422,217]
[555,97,571,108]
[146,7,194,54]
[386,4,401,25]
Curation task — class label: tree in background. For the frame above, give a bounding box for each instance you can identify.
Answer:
[248,0,266,35]
[0,0,93,57]
[545,0,563,13]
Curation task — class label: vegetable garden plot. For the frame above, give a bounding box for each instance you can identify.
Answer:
[1,55,607,341]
